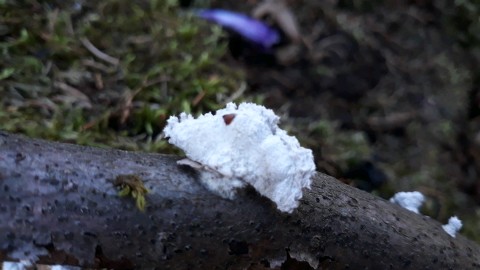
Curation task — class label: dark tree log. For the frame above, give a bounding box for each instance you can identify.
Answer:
[0,131,479,269]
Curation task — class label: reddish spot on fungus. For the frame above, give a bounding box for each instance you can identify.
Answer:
[223,114,236,125]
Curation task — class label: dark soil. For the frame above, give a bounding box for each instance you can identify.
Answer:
[207,0,480,240]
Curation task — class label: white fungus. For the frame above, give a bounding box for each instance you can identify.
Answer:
[164,102,316,213]
[2,261,32,270]
[2,262,77,270]
[389,191,425,214]
[442,216,462,238]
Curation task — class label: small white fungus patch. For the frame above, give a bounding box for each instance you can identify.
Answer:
[2,262,77,270]
[2,260,32,270]
[389,191,425,214]
[442,216,462,238]
[164,102,316,213]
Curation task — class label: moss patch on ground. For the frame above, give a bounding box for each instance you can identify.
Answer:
[0,0,245,152]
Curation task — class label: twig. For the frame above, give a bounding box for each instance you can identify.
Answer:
[53,81,91,104]
[80,37,120,66]
[225,81,247,104]
[118,76,170,124]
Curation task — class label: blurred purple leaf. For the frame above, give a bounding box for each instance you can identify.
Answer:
[196,9,280,49]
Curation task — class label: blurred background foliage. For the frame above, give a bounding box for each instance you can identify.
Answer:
[1,0,480,242]
[0,0,245,151]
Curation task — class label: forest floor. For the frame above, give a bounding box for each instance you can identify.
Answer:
[1,0,480,242]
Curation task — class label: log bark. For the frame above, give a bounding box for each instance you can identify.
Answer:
[0,131,479,269]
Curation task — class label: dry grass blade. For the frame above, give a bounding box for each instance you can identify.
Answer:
[80,37,120,66]
[53,81,92,109]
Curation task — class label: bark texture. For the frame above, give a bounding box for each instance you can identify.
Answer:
[0,131,479,269]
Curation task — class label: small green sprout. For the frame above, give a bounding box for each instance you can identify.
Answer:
[114,174,149,211]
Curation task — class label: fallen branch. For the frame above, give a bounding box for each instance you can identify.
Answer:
[0,132,478,269]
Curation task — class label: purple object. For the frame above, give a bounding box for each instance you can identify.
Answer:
[196,9,280,49]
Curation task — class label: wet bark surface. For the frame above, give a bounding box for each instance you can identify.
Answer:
[0,131,479,269]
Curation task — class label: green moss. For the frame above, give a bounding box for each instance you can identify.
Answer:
[0,0,245,151]
[305,119,371,171]
[462,209,480,241]
[114,174,150,211]
[443,0,480,48]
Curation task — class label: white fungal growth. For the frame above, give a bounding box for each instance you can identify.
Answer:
[164,102,316,213]
[2,261,32,270]
[389,191,425,214]
[442,216,462,238]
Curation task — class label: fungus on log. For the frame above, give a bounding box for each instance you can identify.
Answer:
[0,131,479,269]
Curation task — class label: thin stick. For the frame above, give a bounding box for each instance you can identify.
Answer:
[80,37,120,66]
